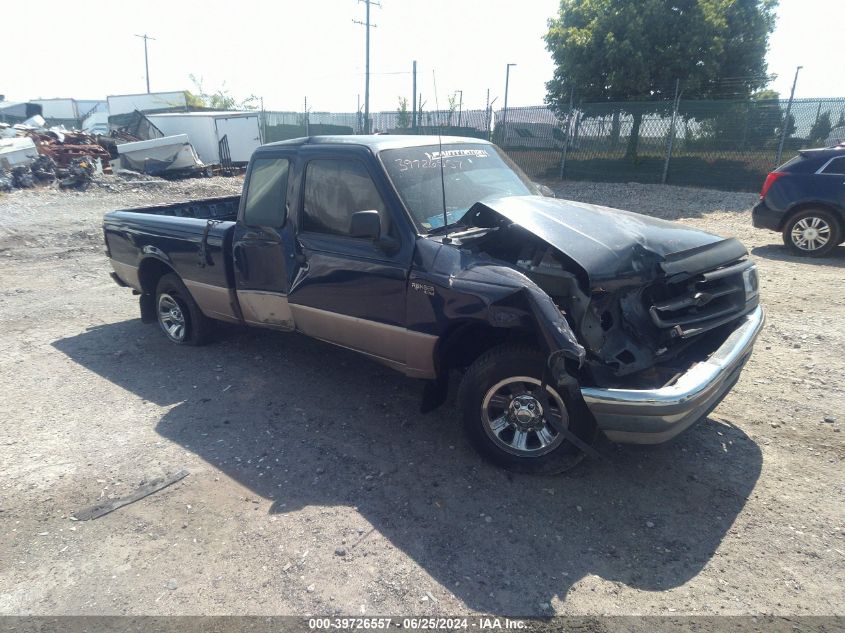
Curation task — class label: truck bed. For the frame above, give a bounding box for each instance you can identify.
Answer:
[114,195,240,220]
[104,196,240,319]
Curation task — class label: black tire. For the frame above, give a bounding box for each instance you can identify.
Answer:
[154,273,212,346]
[782,208,841,257]
[457,344,597,474]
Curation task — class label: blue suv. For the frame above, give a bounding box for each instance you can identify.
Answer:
[753,145,845,257]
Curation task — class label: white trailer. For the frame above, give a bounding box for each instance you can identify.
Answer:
[0,137,38,169]
[30,98,79,121]
[116,134,205,175]
[144,111,262,165]
[107,91,187,117]
[82,112,110,135]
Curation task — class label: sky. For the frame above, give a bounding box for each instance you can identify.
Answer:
[2,0,843,114]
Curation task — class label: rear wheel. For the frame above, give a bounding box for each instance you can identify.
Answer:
[458,344,596,474]
[782,208,841,257]
[155,273,212,345]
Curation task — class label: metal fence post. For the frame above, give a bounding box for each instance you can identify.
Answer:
[776,66,802,166]
[304,97,309,137]
[558,87,574,180]
[662,79,681,184]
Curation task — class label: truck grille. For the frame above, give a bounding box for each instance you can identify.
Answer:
[646,260,756,339]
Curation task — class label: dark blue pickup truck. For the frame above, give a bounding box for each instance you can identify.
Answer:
[104,136,764,473]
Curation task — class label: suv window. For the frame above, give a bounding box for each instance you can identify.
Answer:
[821,156,845,175]
[243,157,290,227]
[302,159,387,236]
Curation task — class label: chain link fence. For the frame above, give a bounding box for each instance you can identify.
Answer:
[260,96,845,192]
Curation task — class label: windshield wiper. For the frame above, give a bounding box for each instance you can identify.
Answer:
[427,220,468,235]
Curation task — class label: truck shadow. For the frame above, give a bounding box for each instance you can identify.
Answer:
[53,320,762,615]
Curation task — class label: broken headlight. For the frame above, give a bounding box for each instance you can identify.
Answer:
[742,264,759,301]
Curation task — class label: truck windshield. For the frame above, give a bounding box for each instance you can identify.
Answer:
[380,143,540,231]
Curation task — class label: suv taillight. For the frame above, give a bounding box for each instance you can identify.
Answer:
[760,171,785,199]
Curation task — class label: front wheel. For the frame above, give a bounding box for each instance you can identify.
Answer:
[782,208,841,257]
[457,344,596,474]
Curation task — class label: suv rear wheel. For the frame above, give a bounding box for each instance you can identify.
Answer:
[457,344,596,474]
[783,208,841,257]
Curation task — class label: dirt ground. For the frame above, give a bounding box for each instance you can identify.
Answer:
[0,176,842,617]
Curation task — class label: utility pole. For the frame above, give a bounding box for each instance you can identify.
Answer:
[455,90,463,127]
[353,0,380,134]
[304,96,309,136]
[502,63,516,144]
[134,34,156,93]
[412,60,417,132]
[260,96,265,143]
[776,65,802,165]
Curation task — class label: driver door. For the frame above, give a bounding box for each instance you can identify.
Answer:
[287,150,424,371]
[232,152,297,330]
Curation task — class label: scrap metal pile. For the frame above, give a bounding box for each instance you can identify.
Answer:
[1,108,219,192]
[27,128,111,169]
[0,117,110,191]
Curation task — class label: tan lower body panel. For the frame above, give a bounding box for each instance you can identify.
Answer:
[110,260,141,291]
[184,280,241,324]
[174,283,437,378]
[290,304,437,379]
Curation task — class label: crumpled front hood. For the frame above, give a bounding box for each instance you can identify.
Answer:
[470,196,747,285]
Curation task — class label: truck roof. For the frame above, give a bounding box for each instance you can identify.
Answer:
[258,135,493,153]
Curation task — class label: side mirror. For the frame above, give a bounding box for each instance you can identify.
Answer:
[349,210,381,239]
[536,183,556,198]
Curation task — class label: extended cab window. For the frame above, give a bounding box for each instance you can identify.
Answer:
[821,156,845,175]
[243,157,289,227]
[302,159,388,236]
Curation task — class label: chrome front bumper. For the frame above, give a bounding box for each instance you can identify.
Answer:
[581,306,765,444]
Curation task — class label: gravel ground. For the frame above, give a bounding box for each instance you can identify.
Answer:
[0,176,843,616]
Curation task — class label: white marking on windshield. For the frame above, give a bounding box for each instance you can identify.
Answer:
[424,149,489,160]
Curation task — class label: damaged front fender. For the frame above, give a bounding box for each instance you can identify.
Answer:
[411,239,585,370]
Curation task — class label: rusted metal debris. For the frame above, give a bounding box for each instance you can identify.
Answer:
[25,129,111,169]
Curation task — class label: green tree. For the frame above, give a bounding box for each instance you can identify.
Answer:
[696,89,787,150]
[396,97,411,129]
[544,0,778,159]
[808,111,831,145]
[446,94,458,126]
[185,75,258,111]
[746,89,785,146]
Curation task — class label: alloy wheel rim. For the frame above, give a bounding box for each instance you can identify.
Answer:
[791,216,831,251]
[481,376,568,456]
[158,293,187,342]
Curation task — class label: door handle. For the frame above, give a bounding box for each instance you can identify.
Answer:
[294,239,307,264]
[234,244,249,279]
